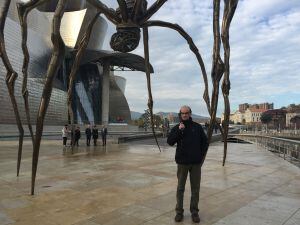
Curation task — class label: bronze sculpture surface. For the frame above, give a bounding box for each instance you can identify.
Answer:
[0,0,238,195]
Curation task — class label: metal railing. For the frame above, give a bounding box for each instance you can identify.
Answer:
[242,130,300,138]
[229,134,300,164]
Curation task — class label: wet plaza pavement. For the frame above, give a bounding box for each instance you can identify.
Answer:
[0,139,300,225]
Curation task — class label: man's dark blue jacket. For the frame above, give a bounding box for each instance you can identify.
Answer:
[167,118,208,165]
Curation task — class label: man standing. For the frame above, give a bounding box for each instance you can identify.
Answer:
[167,106,208,223]
[101,125,108,146]
[85,125,92,146]
[92,125,99,146]
[74,126,81,147]
[62,124,68,147]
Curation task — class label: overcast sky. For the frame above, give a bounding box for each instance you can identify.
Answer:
[97,0,300,116]
[21,0,300,116]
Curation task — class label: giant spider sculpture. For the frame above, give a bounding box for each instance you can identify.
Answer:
[0,0,238,195]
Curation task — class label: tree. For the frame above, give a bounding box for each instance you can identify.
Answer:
[260,112,272,131]
[141,111,150,130]
[139,113,162,129]
[153,114,163,128]
[137,118,145,128]
[260,113,272,124]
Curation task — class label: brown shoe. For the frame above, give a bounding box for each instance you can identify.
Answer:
[191,213,200,223]
[174,213,183,222]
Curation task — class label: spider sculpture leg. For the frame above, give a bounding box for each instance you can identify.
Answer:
[207,0,239,166]
[117,0,128,22]
[140,0,168,23]
[67,12,100,150]
[221,83,230,166]
[0,0,25,176]
[142,21,211,116]
[86,0,120,25]
[142,1,238,166]
[220,0,239,166]
[132,0,143,22]
[142,20,213,158]
[17,0,50,147]
[27,0,117,194]
[142,19,225,164]
[206,0,239,166]
[30,0,67,195]
[207,0,225,147]
[142,27,161,152]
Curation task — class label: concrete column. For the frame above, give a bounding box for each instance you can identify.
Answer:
[100,61,110,125]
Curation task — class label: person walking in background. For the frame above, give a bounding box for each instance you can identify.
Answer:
[85,125,92,146]
[205,122,209,131]
[101,125,108,146]
[162,125,167,138]
[214,123,218,134]
[167,105,208,223]
[70,125,77,146]
[92,125,98,146]
[62,124,68,147]
[74,126,81,147]
[163,118,170,137]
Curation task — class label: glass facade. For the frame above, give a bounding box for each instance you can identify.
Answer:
[72,64,102,125]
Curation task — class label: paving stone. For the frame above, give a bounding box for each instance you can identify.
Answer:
[0,140,299,225]
[0,211,15,225]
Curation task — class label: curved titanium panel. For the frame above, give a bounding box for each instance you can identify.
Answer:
[7,0,52,43]
[48,8,108,49]
[109,75,131,123]
[114,75,126,94]
[86,16,108,51]
[59,9,87,48]
[75,12,108,51]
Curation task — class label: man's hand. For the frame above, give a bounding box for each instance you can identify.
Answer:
[179,122,185,130]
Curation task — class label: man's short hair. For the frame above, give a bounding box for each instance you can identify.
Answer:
[180,105,192,113]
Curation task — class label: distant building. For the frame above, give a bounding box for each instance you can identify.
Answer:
[286,104,300,128]
[239,103,249,112]
[245,108,267,124]
[221,112,241,124]
[222,102,300,129]
[222,102,273,125]
[264,109,286,129]
[233,110,245,124]
[239,102,273,112]
[289,116,300,129]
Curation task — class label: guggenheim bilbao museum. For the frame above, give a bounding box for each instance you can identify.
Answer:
[0,0,152,126]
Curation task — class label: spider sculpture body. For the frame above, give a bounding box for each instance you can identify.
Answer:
[110,0,147,52]
[0,0,238,195]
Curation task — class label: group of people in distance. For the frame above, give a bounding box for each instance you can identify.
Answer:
[62,124,107,147]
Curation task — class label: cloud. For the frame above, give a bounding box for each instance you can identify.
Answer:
[99,0,300,116]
